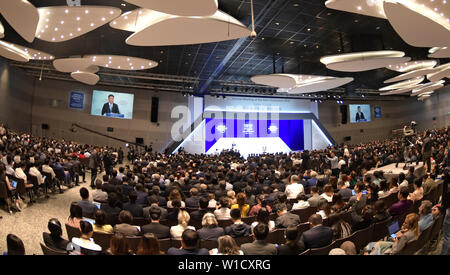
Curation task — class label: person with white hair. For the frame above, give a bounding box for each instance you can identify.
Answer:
[197,213,224,241]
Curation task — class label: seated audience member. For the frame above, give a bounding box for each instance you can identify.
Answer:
[320,184,334,203]
[77,187,98,215]
[167,189,186,208]
[100,193,122,218]
[285,175,304,200]
[366,183,379,205]
[92,209,114,234]
[66,202,83,230]
[251,207,275,232]
[231,192,250,218]
[398,172,409,189]
[143,195,167,221]
[167,229,209,255]
[224,208,252,238]
[92,179,108,202]
[378,180,390,199]
[210,235,244,255]
[337,181,353,200]
[165,199,182,222]
[107,233,133,255]
[208,193,217,208]
[340,241,357,255]
[68,220,102,254]
[329,248,346,255]
[185,188,201,209]
[141,207,170,239]
[135,183,149,206]
[114,210,140,237]
[137,233,163,255]
[292,194,310,210]
[328,213,352,240]
[241,223,277,255]
[249,195,272,216]
[275,203,300,228]
[119,176,133,197]
[331,194,346,213]
[170,210,195,240]
[300,214,333,249]
[307,186,326,208]
[43,218,69,252]
[276,226,305,255]
[214,197,232,220]
[197,213,224,240]
[190,197,210,221]
[372,200,391,223]
[316,199,332,220]
[352,205,375,232]
[388,178,399,194]
[348,182,367,214]
[5,234,25,255]
[408,178,424,202]
[422,174,436,195]
[388,187,413,216]
[123,191,144,217]
[418,200,434,232]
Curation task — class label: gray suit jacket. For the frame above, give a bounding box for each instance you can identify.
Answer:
[114,223,140,237]
[307,195,326,208]
[241,240,277,255]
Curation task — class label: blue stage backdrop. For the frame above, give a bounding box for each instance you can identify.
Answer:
[205,118,304,152]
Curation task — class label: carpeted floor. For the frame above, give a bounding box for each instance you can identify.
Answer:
[0,172,98,255]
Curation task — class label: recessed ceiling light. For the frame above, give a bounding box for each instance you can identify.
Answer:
[307,28,311,32]
[275,22,280,25]
[293,3,299,7]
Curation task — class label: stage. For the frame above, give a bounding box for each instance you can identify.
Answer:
[366,162,425,181]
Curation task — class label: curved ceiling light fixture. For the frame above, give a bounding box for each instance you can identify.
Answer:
[251,74,354,94]
[0,41,54,62]
[35,6,122,42]
[320,50,410,72]
[383,0,450,47]
[411,81,444,96]
[386,60,437,72]
[124,0,218,16]
[383,67,438,83]
[379,85,417,96]
[428,47,450,58]
[378,76,424,91]
[0,21,4,39]
[0,0,39,42]
[53,55,158,85]
[325,0,386,18]
[110,9,250,46]
[427,62,450,82]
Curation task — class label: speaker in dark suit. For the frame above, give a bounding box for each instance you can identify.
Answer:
[101,94,120,115]
[355,106,365,122]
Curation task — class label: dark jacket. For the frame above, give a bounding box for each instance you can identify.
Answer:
[197,226,224,241]
[167,247,209,255]
[300,225,333,249]
[101,102,120,115]
[43,233,69,252]
[136,191,149,206]
[241,240,277,255]
[224,222,252,238]
[185,196,201,209]
[190,209,208,221]
[140,222,170,239]
[123,202,144,217]
[276,241,305,255]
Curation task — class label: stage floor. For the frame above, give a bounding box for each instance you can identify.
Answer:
[366,162,425,181]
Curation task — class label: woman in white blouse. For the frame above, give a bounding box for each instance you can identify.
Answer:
[408,179,424,202]
[250,208,275,232]
[170,210,195,240]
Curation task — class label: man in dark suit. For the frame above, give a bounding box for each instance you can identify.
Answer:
[241,223,277,255]
[141,207,170,239]
[300,214,333,249]
[275,203,300,228]
[190,197,210,221]
[123,191,143,217]
[167,229,209,255]
[185,187,201,209]
[355,106,365,122]
[101,94,120,115]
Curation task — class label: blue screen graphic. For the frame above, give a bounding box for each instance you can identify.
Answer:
[205,118,304,152]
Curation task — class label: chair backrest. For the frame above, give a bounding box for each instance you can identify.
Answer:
[40,242,67,255]
[14,177,26,195]
[0,180,8,199]
[269,213,278,221]
[217,219,233,228]
[242,216,256,225]
[200,239,219,250]
[92,231,113,251]
[297,222,310,237]
[159,238,171,253]
[266,229,286,244]
[65,224,81,240]
[309,240,338,255]
[429,214,444,242]
[185,207,197,213]
[383,192,398,209]
[28,175,39,187]
[132,217,148,227]
[126,236,143,253]
[106,215,120,227]
[339,211,353,226]
[299,249,310,255]
[436,182,444,204]
[170,239,182,249]
[83,212,95,219]
[160,219,178,228]
[347,224,374,252]
[235,235,253,246]
[371,216,392,242]
[291,207,316,223]
[189,219,203,230]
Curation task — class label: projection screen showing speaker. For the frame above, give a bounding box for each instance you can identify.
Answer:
[91,90,134,119]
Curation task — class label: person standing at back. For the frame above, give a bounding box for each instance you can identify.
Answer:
[88,147,101,189]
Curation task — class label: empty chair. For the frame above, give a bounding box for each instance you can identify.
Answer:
[40,242,67,255]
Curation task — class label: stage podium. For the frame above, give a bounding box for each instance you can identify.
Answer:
[105,113,124,118]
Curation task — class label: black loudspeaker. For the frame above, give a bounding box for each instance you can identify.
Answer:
[344,136,351,141]
[42,124,49,130]
[151,97,159,123]
[107,127,114,132]
[136,137,144,144]
[340,105,348,124]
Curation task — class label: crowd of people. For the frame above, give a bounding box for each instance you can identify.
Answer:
[0,122,449,255]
